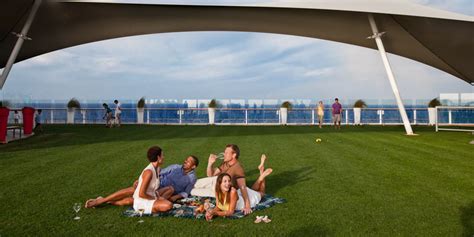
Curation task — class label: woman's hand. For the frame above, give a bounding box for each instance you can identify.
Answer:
[205,209,214,221]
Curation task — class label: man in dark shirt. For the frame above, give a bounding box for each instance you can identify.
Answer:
[85,155,199,208]
[332,98,343,129]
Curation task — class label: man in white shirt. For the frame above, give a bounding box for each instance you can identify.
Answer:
[114,99,122,127]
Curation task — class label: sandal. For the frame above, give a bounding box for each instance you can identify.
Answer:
[85,199,95,208]
[254,216,263,224]
[85,196,103,208]
[262,215,272,223]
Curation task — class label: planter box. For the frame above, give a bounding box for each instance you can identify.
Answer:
[353,108,361,125]
[67,108,75,124]
[428,107,436,125]
[280,108,288,125]
[137,108,145,124]
[208,108,216,125]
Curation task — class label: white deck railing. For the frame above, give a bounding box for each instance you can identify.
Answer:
[6,107,473,126]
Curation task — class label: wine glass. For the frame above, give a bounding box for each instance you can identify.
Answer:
[216,152,225,160]
[73,203,81,220]
[137,208,145,223]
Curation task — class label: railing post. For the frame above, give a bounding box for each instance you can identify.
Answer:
[82,109,86,124]
[311,109,315,125]
[277,110,281,124]
[378,110,382,125]
[51,110,54,124]
[448,110,452,124]
[179,110,182,124]
[345,110,348,125]
[413,109,417,125]
[147,110,150,124]
[245,109,248,125]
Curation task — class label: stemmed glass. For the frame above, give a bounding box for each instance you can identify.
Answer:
[216,152,225,160]
[137,209,145,223]
[73,203,81,220]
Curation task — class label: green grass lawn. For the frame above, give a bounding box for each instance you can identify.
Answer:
[0,125,473,236]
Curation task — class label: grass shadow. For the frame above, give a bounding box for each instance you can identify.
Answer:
[461,201,474,237]
[266,167,314,195]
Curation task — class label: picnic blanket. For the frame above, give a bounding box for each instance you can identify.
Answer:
[123,194,285,219]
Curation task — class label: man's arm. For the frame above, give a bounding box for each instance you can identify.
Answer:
[160,164,178,178]
[206,154,218,177]
[180,175,197,199]
[236,177,252,215]
[169,194,183,202]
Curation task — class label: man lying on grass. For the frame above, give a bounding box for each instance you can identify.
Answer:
[191,144,259,215]
[85,155,199,208]
[205,157,273,221]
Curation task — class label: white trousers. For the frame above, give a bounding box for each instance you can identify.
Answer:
[190,176,217,197]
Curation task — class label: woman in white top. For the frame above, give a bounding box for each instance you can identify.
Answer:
[133,146,172,214]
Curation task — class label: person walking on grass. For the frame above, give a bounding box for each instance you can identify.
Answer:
[34,109,43,133]
[332,98,343,130]
[102,103,113,128]
[317,101,325,128]
[114,100,122,127]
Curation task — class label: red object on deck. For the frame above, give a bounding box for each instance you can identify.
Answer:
[0,107,10,143]
[22,107,35,135]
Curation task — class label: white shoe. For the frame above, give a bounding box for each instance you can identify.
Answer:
[262,215,271,223]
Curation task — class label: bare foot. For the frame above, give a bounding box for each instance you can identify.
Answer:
[85,196,103,208]
[85,199,97,208]
[258,168,273,182]
[258,154,267,175]
[262,168,273,177]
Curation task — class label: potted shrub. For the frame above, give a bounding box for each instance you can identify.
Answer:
[428,98,441,126]
[353,99,367,125]
[280,101,292,125]
[67,98,80,124]
[208,99,218,125]
[136,97,146,124]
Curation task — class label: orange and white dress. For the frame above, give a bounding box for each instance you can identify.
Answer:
[317,105,324,117]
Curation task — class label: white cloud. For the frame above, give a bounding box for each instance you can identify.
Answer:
[303,67,335,77]
[17,51,75,67]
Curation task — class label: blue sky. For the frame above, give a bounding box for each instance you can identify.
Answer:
[2,0,473,102]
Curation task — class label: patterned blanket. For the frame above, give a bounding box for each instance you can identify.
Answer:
[123,194,285,219]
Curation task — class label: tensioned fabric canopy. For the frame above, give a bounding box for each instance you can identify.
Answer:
[1,0,473,83]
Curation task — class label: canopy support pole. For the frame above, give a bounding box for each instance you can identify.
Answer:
[368,14,414,135]
[0,0,42,90]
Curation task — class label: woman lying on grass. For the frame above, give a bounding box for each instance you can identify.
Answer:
[205,155,272,221]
